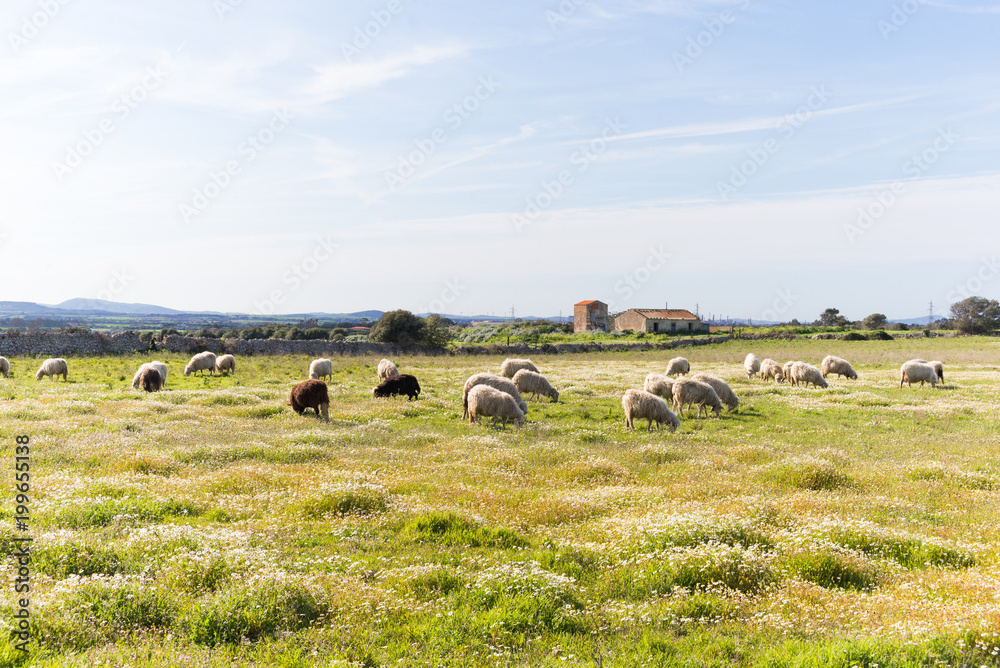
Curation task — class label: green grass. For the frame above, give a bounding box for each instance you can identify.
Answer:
[2,340,1000,666]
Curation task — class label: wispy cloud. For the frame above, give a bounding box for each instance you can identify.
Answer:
[299,44,470,109]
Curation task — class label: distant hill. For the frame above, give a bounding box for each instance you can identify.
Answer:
[55,299,184,315]
[889,315,947,326]
[0,301,67,315]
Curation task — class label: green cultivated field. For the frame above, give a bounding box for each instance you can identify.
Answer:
[1,338,1000,667]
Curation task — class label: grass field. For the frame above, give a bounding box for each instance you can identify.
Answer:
[1,338,1000,667]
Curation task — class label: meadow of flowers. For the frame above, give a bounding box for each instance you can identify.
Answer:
[1,338,999,667]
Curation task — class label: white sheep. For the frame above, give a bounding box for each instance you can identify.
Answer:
[744,353,760,380]
[622,388,680,432]
[691,373,739,411]
[467,384,525,428]
[309,358,334,381]
[791,362,828,389]
[782,361,798,386]
[500,358,539,379]
[511,369,559,402]
[900,360,938,388]
[643,373,674,400]
[913,359,944,382]
[215,354,236,375]
[821,355,857,380]
[665,357,690,377]
[760,359,785,383]
[0,357,9,378]
[672,377,722,418]
[132,361,169,389]
[462,373,529,419]
[184,351,217,376]
[35,358,68,381]
[378,358,401,382]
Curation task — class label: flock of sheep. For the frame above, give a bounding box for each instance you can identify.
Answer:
[1,350,948,430]
[619,353,947,433]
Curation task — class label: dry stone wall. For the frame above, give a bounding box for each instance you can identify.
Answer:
[0,331,146,357]
[0,331,734,357]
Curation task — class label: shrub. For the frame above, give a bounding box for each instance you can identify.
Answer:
[401,512,528,549]
[782,549,879,590]
[301,488,388,518]
[768,458,855,491]
[185,581,327,645]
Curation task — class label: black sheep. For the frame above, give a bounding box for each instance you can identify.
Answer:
[373,374,420,401]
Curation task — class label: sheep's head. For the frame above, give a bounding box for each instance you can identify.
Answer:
[549,389,559,403]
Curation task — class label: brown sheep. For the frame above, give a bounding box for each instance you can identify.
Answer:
[138,367,163,392]
[290,379,330,422]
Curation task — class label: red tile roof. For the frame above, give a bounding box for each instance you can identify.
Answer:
[629,309,700,320]
[575,300,601,306]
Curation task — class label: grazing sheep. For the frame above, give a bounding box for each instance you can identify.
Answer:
[821,355,857,380]
[467,384,525,428]
[184,351,217,376]
[138,367,163,392]
[672,377,722,418]
[373,374,421,401]
[512,369,559,402]
[462,373,529,419]
[148,361,168,386]
[622,389,680,432]
[132,361,169,389]
[665,357,690,377]
[290,379,330,421]
[215,354,236,375]
[760,359,785,383]
[500,358,539,379]
[309,358,333,381]
[782,361,798,386]
[0,357,9,378]
[377,358,401,382]
[791,362,828,389]
[35,358,68,381]
[691,373,739,412]
[913,359,944,382]
[744,354,760,380]
[643,373,675,400]
[900,360,938,388]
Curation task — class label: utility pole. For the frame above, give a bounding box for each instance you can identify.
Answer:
[929,300,934,326]
[507,306,514,347]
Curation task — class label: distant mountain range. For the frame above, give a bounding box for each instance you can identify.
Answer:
[0,299,569,325]
[0,299,946,327]
[890,315,948,326]
[54,299,185,315]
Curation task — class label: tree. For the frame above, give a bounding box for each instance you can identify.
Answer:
[421,314,455,348]
[862,313,888,330]
[369,310,425,344]
[818,308,849,327]
[950,296,1000,334]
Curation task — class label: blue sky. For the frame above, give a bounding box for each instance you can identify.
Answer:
[1,0,998,321]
